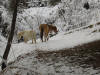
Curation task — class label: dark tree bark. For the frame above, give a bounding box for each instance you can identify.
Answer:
[1,0,20,70]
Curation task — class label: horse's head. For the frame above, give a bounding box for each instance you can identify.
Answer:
[17,32,24,43]
[18,36,24,43]
[52,26,58,34]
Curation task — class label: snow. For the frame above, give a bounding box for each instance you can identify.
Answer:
[0,25,98,74]
[0,0,100,74]
[0,24,100,74]
[0,26,99,75]
[0,21,100,63]
[0,25,99,63]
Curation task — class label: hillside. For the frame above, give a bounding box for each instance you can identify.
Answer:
[0,23,100,75]
[0,38,100,75]
[0,0,100,75]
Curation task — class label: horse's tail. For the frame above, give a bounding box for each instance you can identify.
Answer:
[40,27,44,42]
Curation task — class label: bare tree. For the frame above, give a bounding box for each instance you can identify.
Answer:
[1,0,20,70]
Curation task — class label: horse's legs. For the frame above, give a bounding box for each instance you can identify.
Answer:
[41,33,44,42]
[43,32,46,42]
[32,39,36,44]
[47,35,49,41]
[24,38,28,43]
[40,28,44,42]
[32,39,33,43]
[44,32,48,42]
[33,32,36,43]
[47,30,49,41]
[34,38,36,44]
[41,34,43,42]
[44,34,46,42]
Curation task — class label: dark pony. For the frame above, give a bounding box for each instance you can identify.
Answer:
[39,24,58,42]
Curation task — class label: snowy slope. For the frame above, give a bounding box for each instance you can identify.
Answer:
[0,23,100,64]
[0,0,100,74]
[0,26,100,74]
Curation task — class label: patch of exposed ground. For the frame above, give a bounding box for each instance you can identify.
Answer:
[37,40,100,68]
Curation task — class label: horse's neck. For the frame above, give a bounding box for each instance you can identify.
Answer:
[48,26,54,32]
[48,25,51,29]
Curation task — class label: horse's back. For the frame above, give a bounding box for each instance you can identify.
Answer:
[39,24,48,29]
[19,30,36,39]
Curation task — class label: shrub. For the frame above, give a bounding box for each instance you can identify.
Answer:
[49,0,61,6]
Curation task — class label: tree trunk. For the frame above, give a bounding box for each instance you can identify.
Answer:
[1,0,19,70]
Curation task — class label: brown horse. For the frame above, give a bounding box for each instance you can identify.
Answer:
[39,24,58,42]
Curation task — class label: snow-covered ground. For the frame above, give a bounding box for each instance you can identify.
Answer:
[0,24,100,74]
[4,25,99,62]
[0,0,100,74]
[1,50,100,75]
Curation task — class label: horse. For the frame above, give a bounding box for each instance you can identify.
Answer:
[17,30,36,43]
[39,24,58,42]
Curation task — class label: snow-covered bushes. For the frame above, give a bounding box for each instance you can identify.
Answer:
[48,0,61,6]
[1,0,100,41]
[0,6,11,38]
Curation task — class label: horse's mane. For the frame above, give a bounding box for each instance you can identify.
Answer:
[48,25,56,31]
